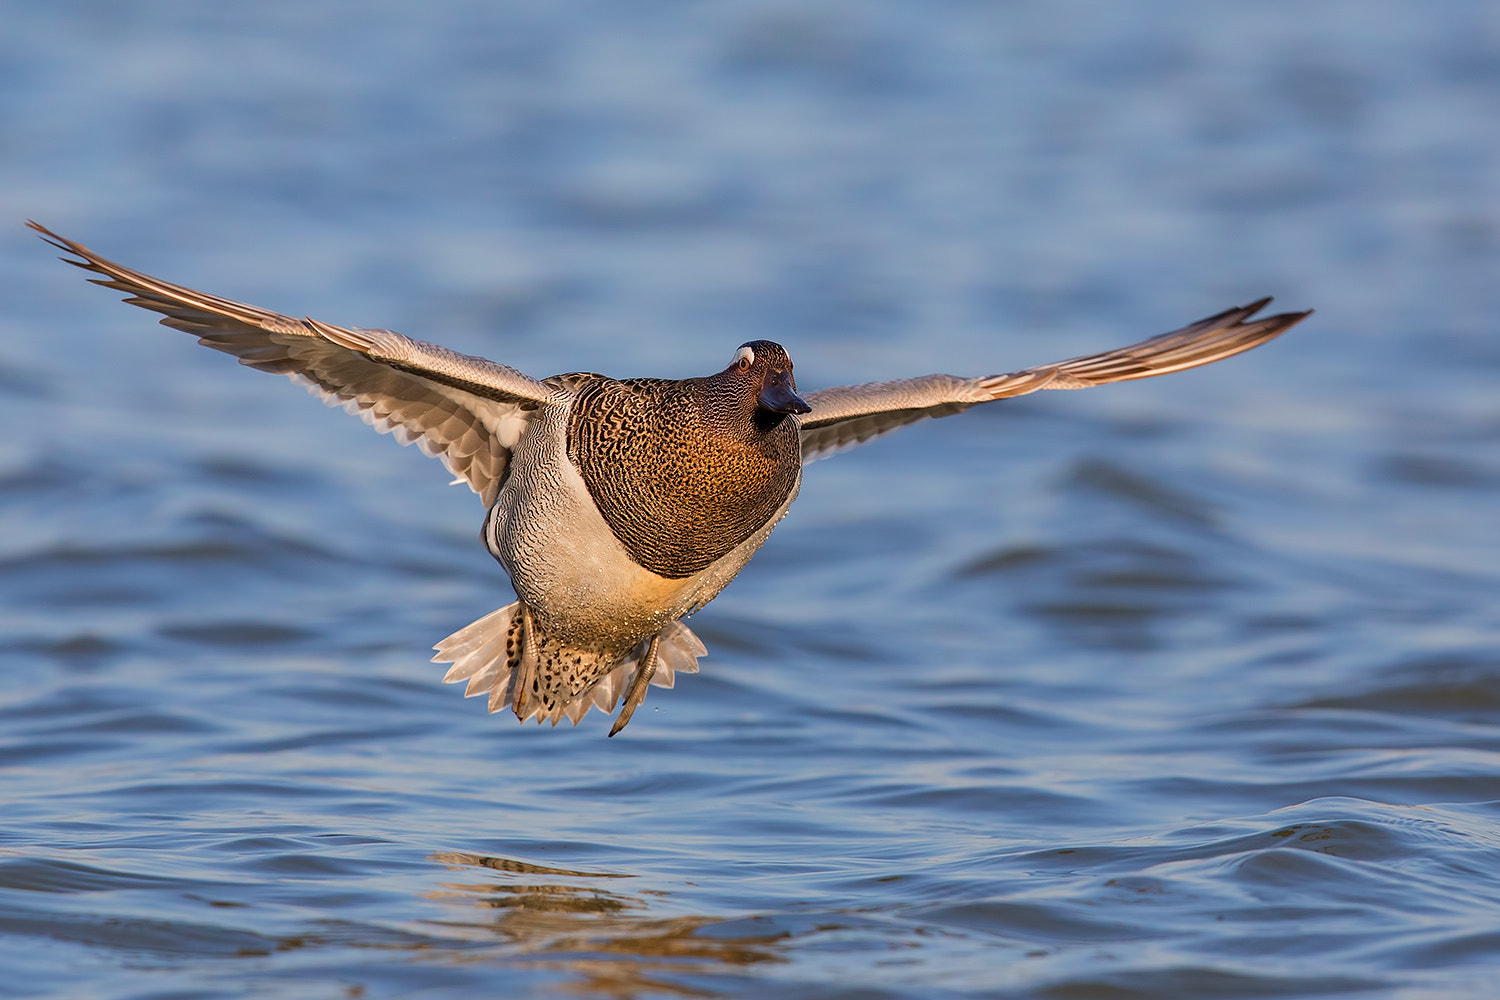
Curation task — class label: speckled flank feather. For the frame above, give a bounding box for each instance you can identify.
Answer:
[433,602,705,727]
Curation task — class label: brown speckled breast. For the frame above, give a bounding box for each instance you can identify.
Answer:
[566,376,800,579]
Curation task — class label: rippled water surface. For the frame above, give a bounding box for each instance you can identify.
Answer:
[5,2,1500,997]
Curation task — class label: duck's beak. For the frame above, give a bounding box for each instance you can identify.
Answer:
[758,371,811,415]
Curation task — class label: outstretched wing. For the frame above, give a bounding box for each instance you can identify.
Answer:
[32,222,559,506]
[797,299,1311,463]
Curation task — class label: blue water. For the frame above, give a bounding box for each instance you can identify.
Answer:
[4,2,1500,996]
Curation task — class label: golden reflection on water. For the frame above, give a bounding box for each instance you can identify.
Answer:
[425,852,786,997]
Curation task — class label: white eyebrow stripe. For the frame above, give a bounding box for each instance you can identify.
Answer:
[734,345,755,365]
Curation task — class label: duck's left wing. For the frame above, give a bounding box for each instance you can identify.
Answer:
[32,222,560,506]
[798,298,1311,463]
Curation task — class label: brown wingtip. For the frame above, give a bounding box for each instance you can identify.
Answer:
[26,223,120,282]
[1225,297,1313,341]
[27,219,64,243]
[1261,305,1315,334]
[26,219,79,257]
[1244,295,1314,325]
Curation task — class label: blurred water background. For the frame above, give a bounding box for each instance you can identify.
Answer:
[4,1,1500,997]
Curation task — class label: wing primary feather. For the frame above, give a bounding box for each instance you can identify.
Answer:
[799,299,1310,463]
[31,220,561,504]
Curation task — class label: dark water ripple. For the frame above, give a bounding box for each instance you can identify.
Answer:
[5,1,1500,997]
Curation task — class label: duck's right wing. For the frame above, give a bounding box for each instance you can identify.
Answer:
[33,222,559,506]
[797,298,1311,463]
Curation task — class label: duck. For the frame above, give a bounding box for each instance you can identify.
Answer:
[30,222,1311,734]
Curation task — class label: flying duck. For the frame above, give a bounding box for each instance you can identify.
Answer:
[31,222,1311,734]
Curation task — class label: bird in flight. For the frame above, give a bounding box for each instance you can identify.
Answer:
[32,222,1310,734]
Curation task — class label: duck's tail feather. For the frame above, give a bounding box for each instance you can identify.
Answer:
[432,602,705,730]
[433,602,525,713]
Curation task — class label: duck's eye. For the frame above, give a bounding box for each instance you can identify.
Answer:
[737,356,751,372]
[733,346,755,371]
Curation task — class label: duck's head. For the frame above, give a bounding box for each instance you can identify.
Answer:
[723,340,810,419]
